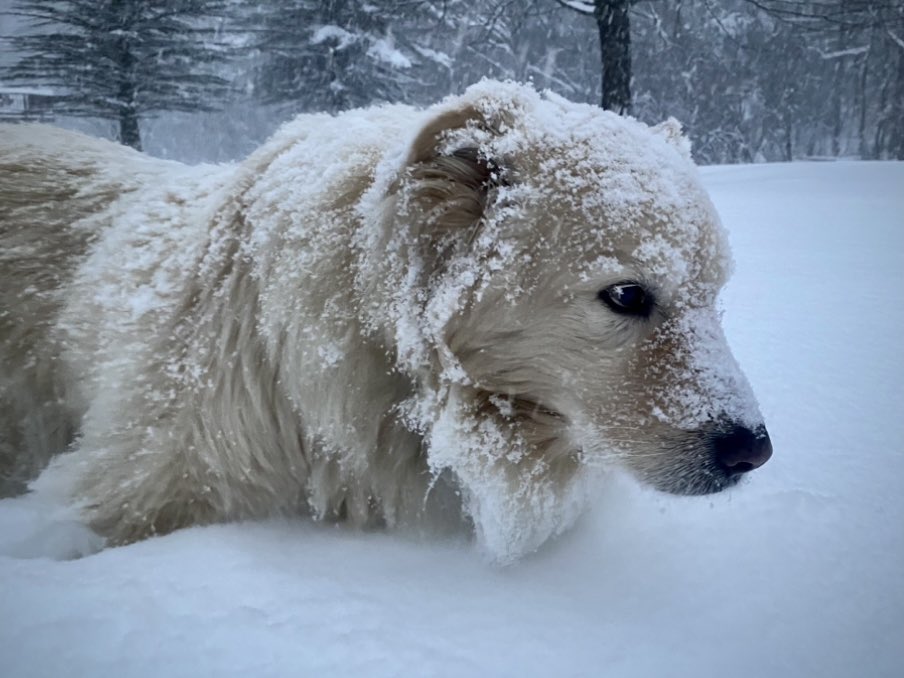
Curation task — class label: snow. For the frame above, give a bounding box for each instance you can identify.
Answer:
[367,36,412,69]
[2,160,903,677]
[310,25,357,51]
[557,0,595,14]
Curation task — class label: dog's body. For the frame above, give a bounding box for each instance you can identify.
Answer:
[0,82,770,562]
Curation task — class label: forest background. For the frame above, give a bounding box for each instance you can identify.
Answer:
[1,1,902,164]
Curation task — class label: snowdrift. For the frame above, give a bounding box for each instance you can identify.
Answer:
[1,160,902,678]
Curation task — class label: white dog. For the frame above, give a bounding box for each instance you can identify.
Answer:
[0,82,771,562]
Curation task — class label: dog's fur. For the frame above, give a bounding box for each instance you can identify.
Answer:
[0,83,766,561]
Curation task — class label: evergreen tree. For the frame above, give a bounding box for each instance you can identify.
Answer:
[5,0,900,162]
[3,0,236,150]
[240,0,443,112]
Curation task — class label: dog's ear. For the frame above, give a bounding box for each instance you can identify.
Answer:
[405,145,506,235]
[399,106,509,243]
[652,117,693,161]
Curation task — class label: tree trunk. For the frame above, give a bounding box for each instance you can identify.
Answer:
[595,0,632,115]
[829,22,845,156]
[892,43,904,159]
[783,114,793,161]
[856,40,871,159]
[111,0,142,150]
[118,105,142,151]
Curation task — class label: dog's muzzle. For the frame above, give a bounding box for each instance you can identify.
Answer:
[645,421,774,496]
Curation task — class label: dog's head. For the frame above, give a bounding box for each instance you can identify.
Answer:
[362,83,771,500]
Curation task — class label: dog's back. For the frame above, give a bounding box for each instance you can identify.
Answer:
[0,125,179,493]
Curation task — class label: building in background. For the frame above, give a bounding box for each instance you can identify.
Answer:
[0,85,55,122]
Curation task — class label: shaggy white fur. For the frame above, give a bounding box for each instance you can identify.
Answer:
[0,81,767,563]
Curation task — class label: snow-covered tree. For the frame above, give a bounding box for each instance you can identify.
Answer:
[556,0,632,114]
[239,0,448,112]
[737,0,904,159]
[4,0,900,163]
[740,0,903,29]
[3,0,236,150]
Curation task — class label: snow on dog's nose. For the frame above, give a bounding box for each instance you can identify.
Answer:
[615,303,773,496]
[645,307,764,433]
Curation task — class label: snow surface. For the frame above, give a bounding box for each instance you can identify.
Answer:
[1,160,902,677]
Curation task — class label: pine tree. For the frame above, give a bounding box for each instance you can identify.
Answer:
[3,0,236,150]
[239,0,445,112]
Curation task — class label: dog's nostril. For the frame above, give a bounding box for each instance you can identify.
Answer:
[713,425,773,475]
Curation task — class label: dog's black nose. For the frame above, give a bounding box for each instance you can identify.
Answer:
[713,425,772,475]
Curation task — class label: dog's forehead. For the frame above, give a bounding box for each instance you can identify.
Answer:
[502,122,732,294]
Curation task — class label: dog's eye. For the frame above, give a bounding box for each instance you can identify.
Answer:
[597,283,652,317]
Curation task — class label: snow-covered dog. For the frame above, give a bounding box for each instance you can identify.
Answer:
[0,82,771,562]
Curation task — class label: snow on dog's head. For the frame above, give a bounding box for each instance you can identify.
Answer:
[358,81,771,561]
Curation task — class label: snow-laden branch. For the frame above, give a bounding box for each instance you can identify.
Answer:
[818,45,869,59]
[887,29,904,51]
[555,0,595,16]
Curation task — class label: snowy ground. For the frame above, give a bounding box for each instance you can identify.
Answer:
[1,161,902,678]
